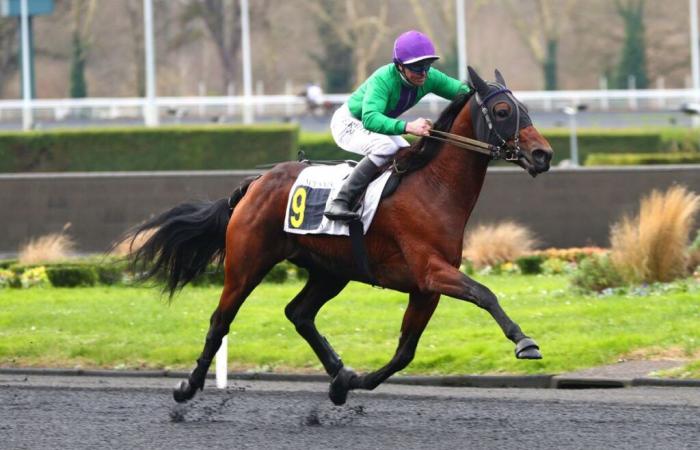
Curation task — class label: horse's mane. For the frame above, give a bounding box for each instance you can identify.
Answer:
[397,90,475,172]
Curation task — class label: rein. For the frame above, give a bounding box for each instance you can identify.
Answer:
[426,129,520,161]
[424,87,525,162]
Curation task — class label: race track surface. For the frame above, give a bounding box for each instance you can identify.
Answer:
[1,374,698,449]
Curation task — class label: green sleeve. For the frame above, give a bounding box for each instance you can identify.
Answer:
[360,77,407,135]
[429,68,471,100]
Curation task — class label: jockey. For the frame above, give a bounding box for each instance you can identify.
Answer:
[324,30,472,221]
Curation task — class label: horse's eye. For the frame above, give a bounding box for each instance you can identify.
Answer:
[495,108,509,119]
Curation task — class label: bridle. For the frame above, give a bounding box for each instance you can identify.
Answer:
[426,86,526,162]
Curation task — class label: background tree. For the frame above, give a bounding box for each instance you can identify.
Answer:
[68,0,97,98]
[123,0,145,96]
[309,6,354,93]
[405,0,457,77]
[614,0,647,89]
[504,0,577,90]
[174,0,270,94]
[303,0,389,90]
[0,19,18,97]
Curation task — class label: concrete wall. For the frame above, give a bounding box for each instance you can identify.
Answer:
[2,166,699,254]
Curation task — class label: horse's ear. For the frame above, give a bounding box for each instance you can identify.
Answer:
[468,66,489,97]
[494,69,507,87]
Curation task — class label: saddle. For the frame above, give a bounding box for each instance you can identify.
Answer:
[296,142,432,202]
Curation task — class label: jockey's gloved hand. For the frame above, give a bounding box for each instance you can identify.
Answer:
[405,118,432,137]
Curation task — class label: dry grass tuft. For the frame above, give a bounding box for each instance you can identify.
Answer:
[610,185,700,284]
[18,224,75,264]
[463,221,538,269]
[110,229,155,257]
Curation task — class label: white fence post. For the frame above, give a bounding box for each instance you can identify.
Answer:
[198,82,206,117]
[216,335,228,389]
[656,77,666,109]
[599,76,609,111]
[284,80,294,118]
[256,80,264,115]
[627,75,638,110]
[227,82,236,116]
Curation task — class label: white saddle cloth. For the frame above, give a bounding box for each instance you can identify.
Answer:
[283,163,392,236]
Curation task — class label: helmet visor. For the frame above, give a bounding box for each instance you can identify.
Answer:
[404,61,434,74]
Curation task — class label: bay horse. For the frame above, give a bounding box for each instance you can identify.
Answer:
[126,66,553,406]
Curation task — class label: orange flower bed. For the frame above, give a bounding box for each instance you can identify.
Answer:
[532,247,608,263]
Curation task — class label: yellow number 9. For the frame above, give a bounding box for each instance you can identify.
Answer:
[290,187,307,228]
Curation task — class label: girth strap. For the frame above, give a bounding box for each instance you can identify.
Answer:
[348,219,378,286]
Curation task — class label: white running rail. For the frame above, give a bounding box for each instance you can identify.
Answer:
[1,89,698,125]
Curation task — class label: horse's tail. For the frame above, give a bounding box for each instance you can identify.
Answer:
[124,176,258,297]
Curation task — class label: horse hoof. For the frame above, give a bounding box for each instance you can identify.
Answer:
[173,380,197,403]
[329,367,356,406]
[515,338,542,360]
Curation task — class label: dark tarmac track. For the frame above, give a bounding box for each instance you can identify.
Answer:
[1,374,699,450]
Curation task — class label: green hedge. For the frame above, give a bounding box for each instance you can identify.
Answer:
[0,124,299,172]
[3,125,697,173]
[0,259,309,288]
[585,152,700,166]
[299,129,700,165]
[46,265,98,287]
[298,132,361,162]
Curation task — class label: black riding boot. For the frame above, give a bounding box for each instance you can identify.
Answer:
[324,157,381,221]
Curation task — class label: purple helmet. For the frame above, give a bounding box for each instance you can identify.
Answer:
[392,30,440,65]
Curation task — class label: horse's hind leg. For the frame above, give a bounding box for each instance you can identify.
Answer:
[329,292,439,406]
[173,233,283,403]
[172,283,247,402]
[284,272,349,378]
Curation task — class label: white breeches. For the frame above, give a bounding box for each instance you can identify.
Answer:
[330,103,409,166]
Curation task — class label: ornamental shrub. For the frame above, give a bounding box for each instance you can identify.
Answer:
[264,263,288,284]
[95,262,127,286]
[689,229,700,273]
[0,259,17,269]
[0,125,299,172]
[19,266,49,288]
[46,265,98,287]
[610,186,700,284]
[586,152,700,166]
[570,254,624,293]
[460,259,475,276]
[541,258,571,275]
[0,269,15,288]
[515,255,544,274]
[463,221,538,269]
[18,230,75,265]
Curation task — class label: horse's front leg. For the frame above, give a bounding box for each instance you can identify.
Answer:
[421,255,542,359]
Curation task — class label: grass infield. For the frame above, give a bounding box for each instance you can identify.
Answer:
[1,275,699,377]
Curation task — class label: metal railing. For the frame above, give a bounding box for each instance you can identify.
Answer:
[0,89,698,127]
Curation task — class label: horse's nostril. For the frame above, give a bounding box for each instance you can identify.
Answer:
[531,150,551,172]
[533,149,551,165]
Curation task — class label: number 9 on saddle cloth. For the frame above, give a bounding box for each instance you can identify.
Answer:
[283,163,393,236]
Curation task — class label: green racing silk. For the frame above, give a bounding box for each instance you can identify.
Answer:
[346,63,471,135]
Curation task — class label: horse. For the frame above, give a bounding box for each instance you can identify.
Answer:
[125,66,554,406]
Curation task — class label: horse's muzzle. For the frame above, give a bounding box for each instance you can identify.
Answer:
[532,149,552,173]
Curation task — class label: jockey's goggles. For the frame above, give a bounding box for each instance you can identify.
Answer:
[403,61,432,74]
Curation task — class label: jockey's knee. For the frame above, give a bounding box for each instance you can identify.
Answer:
[365,141,400,166]
[367,154,389,166]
